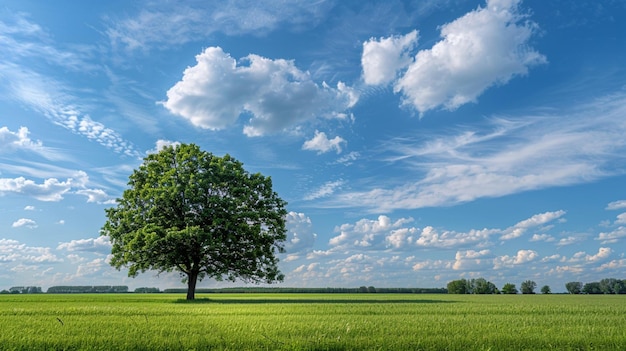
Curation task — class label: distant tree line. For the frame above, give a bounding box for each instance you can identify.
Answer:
[162,287,448,294]
[1,286,447,294]
[565,279,626,294]
[46,286,129,294]
[0,286,43,294]
[447,279,548,294]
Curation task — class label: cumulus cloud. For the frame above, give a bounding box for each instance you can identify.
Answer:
[12,218,38,229]
[302,131,346,154]
[330,215,411,248]
[493,249,538,269]
[389,0,546,113]
[147,139,181,154]
[414,226,496,248]
[453,249,491,270]
[606,200,626,210]
[284,212,317,253]
[57,236,112,254]
[596,226,626,244]
[569,247,612,263]
[361,30,419,85]
[75,189,115,204]
[0,238,62,263]
[0,172,88,201]
[162,47,357,137]
[500,210,566,240]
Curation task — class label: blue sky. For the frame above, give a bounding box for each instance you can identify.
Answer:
[1,0,625,292]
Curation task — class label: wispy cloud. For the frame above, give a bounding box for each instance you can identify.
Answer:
[11,218,38,229]
[327,91,626,212]
[304,180,345,201]
[105,0,335,52]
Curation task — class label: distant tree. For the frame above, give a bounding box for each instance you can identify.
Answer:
[583,282,602,294]
[471,278,498,294]
[501,283,518,294]
[0,290,9,294]
[447,279,470,294]
[102,144,288,300]
[615,280,626,294]
[565,281,582,294]
[540,285,551,294]
[520,280,537,294]
[599,278,619,294]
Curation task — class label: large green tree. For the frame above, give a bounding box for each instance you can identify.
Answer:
[520,280,537,294]
[101,144,288,300]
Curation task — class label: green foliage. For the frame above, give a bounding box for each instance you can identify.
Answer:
[520,280,537,294]
[447,278,497,294]
[565,281,582,294]
[101,144,287,299]
[583,282,602,294]
[1,294,626,350]
[502,283,518,294]
[447,279,470,294]
[540,285,551,294]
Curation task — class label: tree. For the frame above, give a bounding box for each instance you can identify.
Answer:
[540,285,551,294]
[599,278,618,294]
[565,281,582,294]
[447,279,470,294]
[471,278,498,294]
[520,280,537,294]
[583,282,602,294]
[501,283,518,294]
[101,144,288,300]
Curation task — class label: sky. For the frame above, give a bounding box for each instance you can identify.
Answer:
[1,0,625,293]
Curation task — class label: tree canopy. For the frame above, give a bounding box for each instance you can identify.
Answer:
[101,144,288,299]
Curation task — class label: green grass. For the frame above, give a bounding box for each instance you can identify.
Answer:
[1,293,625,350]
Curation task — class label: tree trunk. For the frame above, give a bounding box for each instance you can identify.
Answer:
[186,270,198,300]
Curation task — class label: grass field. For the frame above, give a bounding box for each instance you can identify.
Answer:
[1,293,625,350]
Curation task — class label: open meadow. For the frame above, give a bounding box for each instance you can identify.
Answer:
[1,293,625,350]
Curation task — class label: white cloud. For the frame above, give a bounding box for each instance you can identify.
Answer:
[329,216,411,248]
[304,180,345,201]
[500,210,566,240]
[12,218,38,229]
[452,249,491,270]
[328,91,626,212]
[105,1,333,52]
[606,200,626,210]
[557,236,583,246]
[493,249,538,269]
[0,172,88,202]
[284,212,317,253]
[75,189,114,204]
[57,236,112,254]
[392,0,546,113]
[0,65,139,157]
[615,213,626,225]
[302,131,346,154]
[147,139,181,154]
[162,47,357,137]
[24,205,35,211]
[530,234,555,242]
[414,226,496,248]
[361,30,419,85]
[0,238,62,263]
[596,226,626,244]
[569,247,612,263]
